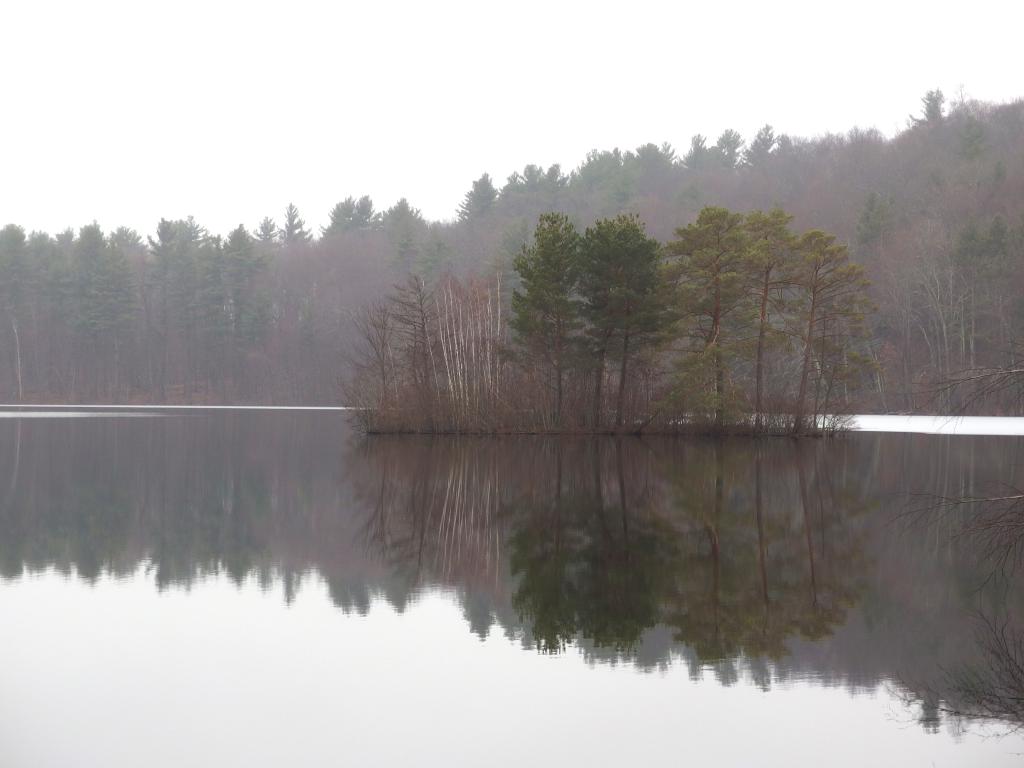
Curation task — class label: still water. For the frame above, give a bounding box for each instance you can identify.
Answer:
[1,413,1023,767]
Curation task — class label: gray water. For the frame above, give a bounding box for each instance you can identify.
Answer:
[1,412,1023,767]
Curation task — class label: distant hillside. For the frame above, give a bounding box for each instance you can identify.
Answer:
[1,92,1021,410]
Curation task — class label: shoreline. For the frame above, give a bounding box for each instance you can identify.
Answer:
[1,406,1023,436]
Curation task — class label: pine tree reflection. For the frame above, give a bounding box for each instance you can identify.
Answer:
[503,438,869,665]
[2,416,1024,734]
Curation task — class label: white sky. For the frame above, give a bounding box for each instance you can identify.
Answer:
[2,0,1022,237]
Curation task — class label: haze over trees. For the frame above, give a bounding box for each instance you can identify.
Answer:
[1,92,1022,412]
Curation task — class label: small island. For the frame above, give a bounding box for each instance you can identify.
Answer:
[346,206,871,436]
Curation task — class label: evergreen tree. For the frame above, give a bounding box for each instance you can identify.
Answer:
[323,198,356,238]
[788,231,871,434]
[855,192,894,261]
[323,195,381,237]
[74,224,136,395]
[912,89,945,125]
[744,125,777,167]
[713,129,744,169]
[280,203,311,245]
[0,224,30,399]
[458,174,497,221]
[223,224,270,349]
[511,213,582,426]
[194,237,228,395]
[255,216,279,244]
[578,214,666,429]
[744,209,796,428]
[683,134,709,170]
[665,207,751,428]
[147,219,177,398]
[382,198,426,270]
[110,226,143,252]
[353,195,379,230]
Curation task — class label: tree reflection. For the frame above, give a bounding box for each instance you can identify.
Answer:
[3,416,1024,734]
[505,438,869,664]
[510,440,681,653]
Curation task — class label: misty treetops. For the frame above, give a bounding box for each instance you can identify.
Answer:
[1,91,1021,414]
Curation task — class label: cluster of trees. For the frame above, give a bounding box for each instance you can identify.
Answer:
[2,92,1022,409]
[0,205,412,402]
[350,207,870,433]
[0,219,271,400]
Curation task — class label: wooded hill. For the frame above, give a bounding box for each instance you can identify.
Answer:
[1,91,1022,411]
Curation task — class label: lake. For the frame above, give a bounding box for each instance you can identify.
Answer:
[1,411,1023,767]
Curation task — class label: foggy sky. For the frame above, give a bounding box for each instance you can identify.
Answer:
[2,0,1021,236]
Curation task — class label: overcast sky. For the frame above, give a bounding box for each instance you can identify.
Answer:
[2,0,1022,237]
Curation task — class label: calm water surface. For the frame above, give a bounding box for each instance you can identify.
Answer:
[1,413,1023,767]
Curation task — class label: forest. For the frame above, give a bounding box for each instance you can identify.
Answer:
[1,91,1022,415]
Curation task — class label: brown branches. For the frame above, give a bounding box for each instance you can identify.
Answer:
[903,488,1024,577]
[348,274,509,433]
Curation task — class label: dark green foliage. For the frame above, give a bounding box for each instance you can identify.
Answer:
[458,173,497,221]
[323,195,381,237]
[744,124,777,167]
[73,223,135,339]
[788,230,871,434]
[665,207,751,426]
[0,224,31,309]
[683,134,708,170]
[511,213,581,425]
[280,203,311,245]
[381,198,426,271]
[578,214,667,428]
[855,192,894,260]
[713,129,744,169]
[255,216,278,244]
[912,89,945,125]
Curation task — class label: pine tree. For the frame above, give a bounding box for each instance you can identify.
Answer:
[511,213,581,426]
[855,192,893,262]
[323,198,356,237]
[578,214,666,429]
[683,135,709,170]
[382,198,426,270]
[743,125,777,167]
[255,217,279,244]
[744,209,796,428]
[353,195,379,230]
[911,89,945,126]
[323,195,381,237]
[458,174,497,221]
[194,237,228,395]
[223,224,269,348]
[788,231,871,434]
[74,224,136,396]
[713,129,744,169]
[665,207,751,429]
[0,224,30,399]
[280,203,311,245]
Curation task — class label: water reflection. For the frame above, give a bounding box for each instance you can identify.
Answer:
[1,414,1023,732]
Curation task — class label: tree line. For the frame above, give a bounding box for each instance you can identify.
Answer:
[1,91,1022,409]
[348,207,869,433]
